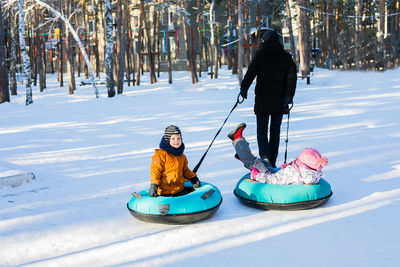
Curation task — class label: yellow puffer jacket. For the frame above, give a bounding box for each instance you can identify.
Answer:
[150,149,197,195]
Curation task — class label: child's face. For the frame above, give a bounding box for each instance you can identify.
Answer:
[169,134,182,148]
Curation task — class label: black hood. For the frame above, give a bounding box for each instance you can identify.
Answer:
[259,30,283,54]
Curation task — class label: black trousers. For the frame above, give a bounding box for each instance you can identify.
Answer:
[256,113,283,167]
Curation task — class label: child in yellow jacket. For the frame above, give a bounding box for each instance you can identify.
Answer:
[149,125,201,197]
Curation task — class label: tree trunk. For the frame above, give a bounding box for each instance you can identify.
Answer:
[35,9,45,92]
[66,0,76,94]
[9,7,17,96]
[232,0,238,75]
[33,32,37,86]
[17,0,33,105]
[180,0,198,83]
[196,0,203,77]
[214,24,219,79]
[104,0,115,96]
[227,0,233,70]
[285,0,297,67]
[154,0,161,78]
[244,0,250,70]
[136,27,142,86]
[116,0,125,93]
[94,3,100,78]
[209,0,216,79]
[82,0,89,79]
[140,0,157,84]
[125,6,132,86]
[378,0,386,70]
[0,1,10,103]
[163,9,172,83]
[57,0,63,87]
[326,0,333,69]
[237,0,243,84]
[297,0,311,78]
[40,35,46,90]
[355,0,361,70]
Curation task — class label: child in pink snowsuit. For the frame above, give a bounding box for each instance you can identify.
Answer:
[228,123,328,185]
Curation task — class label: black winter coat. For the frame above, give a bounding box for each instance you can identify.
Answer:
[240,32,297,115]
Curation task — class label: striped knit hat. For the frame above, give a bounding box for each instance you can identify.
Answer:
[164,125,181,143]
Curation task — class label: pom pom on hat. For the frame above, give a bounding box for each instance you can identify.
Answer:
[164,125,181,143]
[297,148,328,171]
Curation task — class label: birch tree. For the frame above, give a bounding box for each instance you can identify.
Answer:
[209,0,218,79]
[377,0,386,70]
[104,0,115,97]
[0,1,10,103]
[17,0,33,105]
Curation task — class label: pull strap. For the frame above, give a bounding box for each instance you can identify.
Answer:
[193,94,244,173]
[284,103,293,163]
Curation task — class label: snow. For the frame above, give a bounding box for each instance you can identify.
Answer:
[1,66,400,266]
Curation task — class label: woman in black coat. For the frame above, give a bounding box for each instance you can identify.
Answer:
[240,30,297,168]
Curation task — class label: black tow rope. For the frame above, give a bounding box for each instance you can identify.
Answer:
[283,103,293,164]
[192,93,244,173]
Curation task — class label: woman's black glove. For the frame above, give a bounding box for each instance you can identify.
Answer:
[149,183,158,197]
[240,88,248,99]
[282,96,293,114]
[190,176,201,189]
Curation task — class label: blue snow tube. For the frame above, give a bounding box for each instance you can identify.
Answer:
[127,182,222,224]
[234,173,332,210]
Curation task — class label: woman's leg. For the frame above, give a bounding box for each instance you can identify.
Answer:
[256,114,270,161]
[269,113,284,167]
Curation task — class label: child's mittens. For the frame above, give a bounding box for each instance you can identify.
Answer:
[149,183,158,197]
[251,167,260,180]
[190,176,201,189]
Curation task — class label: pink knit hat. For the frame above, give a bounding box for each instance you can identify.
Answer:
[296,148,328,171]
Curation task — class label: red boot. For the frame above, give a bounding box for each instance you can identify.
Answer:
[228,123,246,141]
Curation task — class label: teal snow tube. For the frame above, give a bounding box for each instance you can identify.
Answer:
[234,173,332,210]
[127,182,222,224]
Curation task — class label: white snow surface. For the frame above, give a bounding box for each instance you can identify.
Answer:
[1,67,400,266]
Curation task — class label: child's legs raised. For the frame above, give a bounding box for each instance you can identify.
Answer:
[233,137,257,170]
[252,158,273,173]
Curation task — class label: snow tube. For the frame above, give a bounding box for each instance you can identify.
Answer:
[127,182,222,224]
[234,173,332,210]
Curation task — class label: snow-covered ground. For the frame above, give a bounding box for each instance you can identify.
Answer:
[1,66,400,266]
